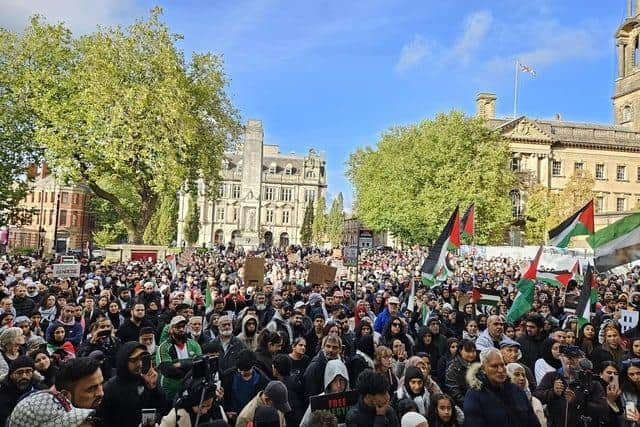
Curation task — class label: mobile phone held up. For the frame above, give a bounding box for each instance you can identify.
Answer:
[141,408,156,427]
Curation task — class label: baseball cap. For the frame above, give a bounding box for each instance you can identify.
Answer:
[8,390,95,427]
[388,296,400,305]
[254,404,280,425]
[559,345,584,358]
[293,301,305,310]
[263,381,291,413]
[169,315,187,327]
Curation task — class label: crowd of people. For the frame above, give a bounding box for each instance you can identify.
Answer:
[0,244,639,427]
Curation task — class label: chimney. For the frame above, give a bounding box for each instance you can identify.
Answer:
[40,162,50,179]
[476,92,497,120]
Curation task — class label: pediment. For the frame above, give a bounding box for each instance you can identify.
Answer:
[498,117,553,143]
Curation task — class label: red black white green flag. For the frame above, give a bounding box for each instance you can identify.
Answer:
[548,200,594,248]
[421,206,460,287]
[461,203,475,240]
[577,264,595,333]
[471,287,501,306]
[536,269,572,288]
[506,246,542,324]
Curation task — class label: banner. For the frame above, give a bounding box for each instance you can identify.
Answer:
[309,390,358,424]
[53,264,81,278]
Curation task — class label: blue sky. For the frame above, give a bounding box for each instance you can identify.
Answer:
[0,0,629,210]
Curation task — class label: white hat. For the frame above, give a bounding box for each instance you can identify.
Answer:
[401,412,428,427]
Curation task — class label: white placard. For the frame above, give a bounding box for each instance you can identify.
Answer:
[620,310,639,333]
[53,263,81,278]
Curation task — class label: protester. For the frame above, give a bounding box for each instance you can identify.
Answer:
[0,356,44,424]
[346,369,400,427]
[301,359,350,427]
[235,380,290,427]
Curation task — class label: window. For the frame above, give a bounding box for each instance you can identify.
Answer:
[37,192,41,203]
[266,210,274,223]
[552,161,562,177]
[59,210,67,226]
[510,190,522,219]
[637,166,640,182]
[232,185,241,199]
[596,196,605,213]
[510,158,521,172]
[617,165,627,181]
[50,192,54,203]
[305,170,315,178]
[623,105,633,122]
[48,210,53,226]
[44,192,47,203]
[574,162,584,171]
[282,211,290,224]
[305,189,316,203]
[61,192,68,204]
[617,197,626,212]
[30,192,34,203]
[595,164,605,180]
[72,194,78,204]
[268,163,277,174]
[71,213,78,226]
[264,187,275,201]
[216,208,225,221]
[232,208,238,222]
[218,184,225,197]
[284,164,293,175]
[281,187,292,202]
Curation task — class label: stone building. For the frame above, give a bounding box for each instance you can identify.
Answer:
[476,2,640,231]
[8,165,93,254]
[176,120,328,248]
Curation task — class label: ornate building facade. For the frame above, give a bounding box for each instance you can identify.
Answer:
[476,2,640,231]
[176,120,328,248]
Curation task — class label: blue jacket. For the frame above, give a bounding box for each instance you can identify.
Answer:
[373,307,391,333]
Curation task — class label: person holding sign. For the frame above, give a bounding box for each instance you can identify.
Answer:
[300,359,350,427]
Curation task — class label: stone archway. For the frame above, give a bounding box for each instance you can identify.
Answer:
[279,232,289,248]
[264,231,273,247]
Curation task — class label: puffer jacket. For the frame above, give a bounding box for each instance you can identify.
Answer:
[445,355,471,408]
[462,362,540,427]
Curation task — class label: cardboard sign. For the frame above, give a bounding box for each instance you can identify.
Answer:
[308,263,337,286]
[310,390,358,423]
[343,246,358,267]
[244,257,265,288]
[621,310,639,333]
[53,263,80,278]
[332,249,342,259]
[287,253,300,263]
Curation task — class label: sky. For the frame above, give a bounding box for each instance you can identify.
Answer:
[0,0,629,211]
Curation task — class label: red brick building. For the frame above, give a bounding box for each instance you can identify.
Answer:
[8,165,93,255]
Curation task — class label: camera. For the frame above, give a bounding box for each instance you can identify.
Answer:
[191,355,219,383]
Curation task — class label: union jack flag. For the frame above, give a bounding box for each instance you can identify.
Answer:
[519,63,536,76]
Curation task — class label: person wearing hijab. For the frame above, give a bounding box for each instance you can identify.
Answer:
[534,338,562,384]
[396,367,431,417]
[507,363,547,427]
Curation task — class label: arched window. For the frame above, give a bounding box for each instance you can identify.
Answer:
[269,162,277,174]
[284,164,293,175]
[510,190,522,219]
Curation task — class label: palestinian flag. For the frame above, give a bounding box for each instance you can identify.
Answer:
[536,270,572,288]
[571,260,581,282]
[472,287,501,306]
[461,203,475,240]
[548,200,594,247]
[421,206,460,288]
[587,211,640,272]
[506,246,542,324]
[577,264,595,333]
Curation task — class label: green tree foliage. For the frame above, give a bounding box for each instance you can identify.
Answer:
[89,198,128,247]
[300,202,314,246]
[312,195,327,245]
[347,111,515,244]
[183,195,200,245]
[326,193,345,248]
[524,171,595,245]
[1,8,242,242]
[156,194,178,245]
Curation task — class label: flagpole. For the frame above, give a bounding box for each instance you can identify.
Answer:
[513,59,519,118]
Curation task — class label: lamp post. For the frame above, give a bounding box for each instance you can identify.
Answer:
[52,192,61,254]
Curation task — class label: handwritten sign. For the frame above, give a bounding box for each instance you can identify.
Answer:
[53,263,80,278]
[309,390,358,424]
[343,246,358,267]
[308,263,337,286]
[621,310,639,333]
[244,257,265,288]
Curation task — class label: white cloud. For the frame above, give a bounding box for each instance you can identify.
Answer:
[0,0,139,34]
[395,34,431,73]
[451,11,493,65]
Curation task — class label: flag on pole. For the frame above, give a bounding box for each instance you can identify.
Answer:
[506,246,543,324]
[421,206,461,288]
[577,264,595,333]
[461,203,475,240]
[587,211,640,272]
[536,269,572,288]
[471,287,501,306]
[548,200,594,248]
[519,63,536,76]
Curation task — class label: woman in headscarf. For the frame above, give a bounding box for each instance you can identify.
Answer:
[534,338,562,384]
[395,367,431,417]
[506,363,547,427]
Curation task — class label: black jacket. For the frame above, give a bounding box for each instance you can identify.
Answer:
[96,341,169,427]
[116,317,154,344]
[444,355,470,408]
[13,296,35,318]
[0,378,44,425]
[303,350,329,398]
[211,335,246,374]
[517,333,546,372]
[345,397,400,427]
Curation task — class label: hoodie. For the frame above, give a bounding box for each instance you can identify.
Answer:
[237,314,259,351]
[97,341,169,427]
[300,359,350,427]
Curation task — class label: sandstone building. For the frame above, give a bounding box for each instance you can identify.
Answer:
[176,120,328,248]
[477,2,640,231]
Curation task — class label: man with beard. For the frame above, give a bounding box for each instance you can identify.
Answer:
[54,357,104,410]
[136,281,161,308]
[517,314,547,372]
[46,303,83,348]
[97,342,169,427]
[305,313,325,356]
[0,356,44,424]
[303,334,342,398]
[254,292,275,328]
[117,303,154,343]
[139,326,158,357]
[156,315,202,401]
[117,286,134,312]
[237,314,260,351]
[12,284,35,317]
[187,315,211,347]
[212,314,247,373]
[267,301,294,351]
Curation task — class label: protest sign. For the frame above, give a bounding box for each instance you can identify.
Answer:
[621,310,639,333]
[244,257,265,288]
[309,390,358,424]
[343,246,358,267]
[53,263,81,278]
[308,263,324,285]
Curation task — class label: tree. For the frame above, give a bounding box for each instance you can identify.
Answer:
[300,202,314,246]
[312,195,327,245]
[524,184,554,244]
[326,193,345,248]
[155,194,178,245]
[551,170,595,223]
[183,195,200,245]
[347,111,515,244]
[89,198,128,246]
[1,9,242,242]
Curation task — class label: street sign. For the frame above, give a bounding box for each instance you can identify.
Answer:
[344,246,358,267]
[53,263,80,278]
